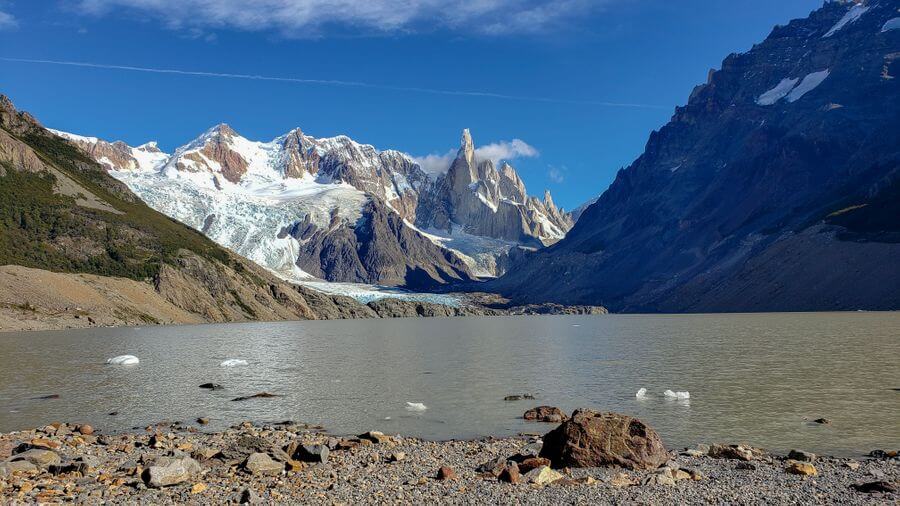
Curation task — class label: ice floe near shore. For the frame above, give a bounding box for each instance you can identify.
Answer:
[663,390,690,400]
[405,402,427,412]
[107,355,139,366]
[220,359,249,367]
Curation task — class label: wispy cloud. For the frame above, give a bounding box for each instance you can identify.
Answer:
[0,58,670,110]
[413,138,539,174]
[0,10,17,30]
[75,0,602,37]
[413,150,457,175]
[548,165,566,183]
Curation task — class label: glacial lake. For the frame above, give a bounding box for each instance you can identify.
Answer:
[1,313,898,456]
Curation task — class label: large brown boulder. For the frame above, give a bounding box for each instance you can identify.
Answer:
[539,409,668,470]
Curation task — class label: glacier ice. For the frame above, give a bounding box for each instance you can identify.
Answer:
[107,355,139,366]
[220,359,249,367]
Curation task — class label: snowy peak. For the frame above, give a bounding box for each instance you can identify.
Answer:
[49,129,168,172]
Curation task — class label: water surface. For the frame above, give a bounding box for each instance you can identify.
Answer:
[1,313,897,456]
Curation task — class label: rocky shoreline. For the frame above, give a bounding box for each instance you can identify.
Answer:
[1,414,896,504]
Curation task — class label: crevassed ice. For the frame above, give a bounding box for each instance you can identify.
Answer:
[756,78,799,106]
[786,70,830,102]
[823,3,869,38]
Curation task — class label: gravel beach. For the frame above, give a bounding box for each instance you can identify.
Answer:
[1,418,897,505]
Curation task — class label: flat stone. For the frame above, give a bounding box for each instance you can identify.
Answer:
[788,449,816,462]
[0,460,38,476]
[358,431,391,444]
[143,456,201,488]
[9,449,61,468]
[243,453,282,476]
[524,465,563,486]
[708,444,761,461]
[518,457,551,474]
[523,406,568,423]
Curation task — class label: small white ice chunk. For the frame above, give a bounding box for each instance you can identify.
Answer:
[636,388,648,399]
[786,70,830,102]
[405,402,427,412]
[882,18,900,32]
[107,355,139,366]
[756,78,799,106]
[663,390,690,400]
[220,359,249,367]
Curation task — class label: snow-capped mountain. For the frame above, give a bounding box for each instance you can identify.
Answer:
[52,125,572,287]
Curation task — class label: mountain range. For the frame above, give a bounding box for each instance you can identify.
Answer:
[488,0,900,312]
[51,124,572,290]
[6,0,898,317]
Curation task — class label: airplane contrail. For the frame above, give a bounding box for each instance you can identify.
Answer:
[0,57,670,110]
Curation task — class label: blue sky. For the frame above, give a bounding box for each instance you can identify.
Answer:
[0,0,823,209]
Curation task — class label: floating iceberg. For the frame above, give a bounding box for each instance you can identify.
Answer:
[635,388,648,399]
[405,402,427,412]
[220,359,249,367]
[663,390,690,400]
[107,355,139,366]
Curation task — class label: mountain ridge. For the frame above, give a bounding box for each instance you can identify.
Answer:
[53,122,573,286]
[486,0,900,312]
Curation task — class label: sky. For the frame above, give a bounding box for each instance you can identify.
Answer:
[0,0,824,209]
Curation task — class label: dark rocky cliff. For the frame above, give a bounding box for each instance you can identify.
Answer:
[488,0,900,312]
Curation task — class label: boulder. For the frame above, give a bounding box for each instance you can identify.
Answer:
[293,444,329,464]
[243,453,282,476]
[539,410,668,470]
[504,394,535,401]
[143,456,201,487]
[523,406,568,423]
[785,460,817,476]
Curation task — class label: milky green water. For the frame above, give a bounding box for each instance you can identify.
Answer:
[1,313,897,456]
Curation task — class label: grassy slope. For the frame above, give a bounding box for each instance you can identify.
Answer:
[0,125,248,282]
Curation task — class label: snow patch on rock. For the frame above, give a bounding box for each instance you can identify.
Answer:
[823,3,869,38]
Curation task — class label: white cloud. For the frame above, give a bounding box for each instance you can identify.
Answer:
[74,0,605,37]
[0,10,17,30]
[475,139,539,166]
[414,138,539,174]
[548,165,565,183]
[412,150,456,175]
